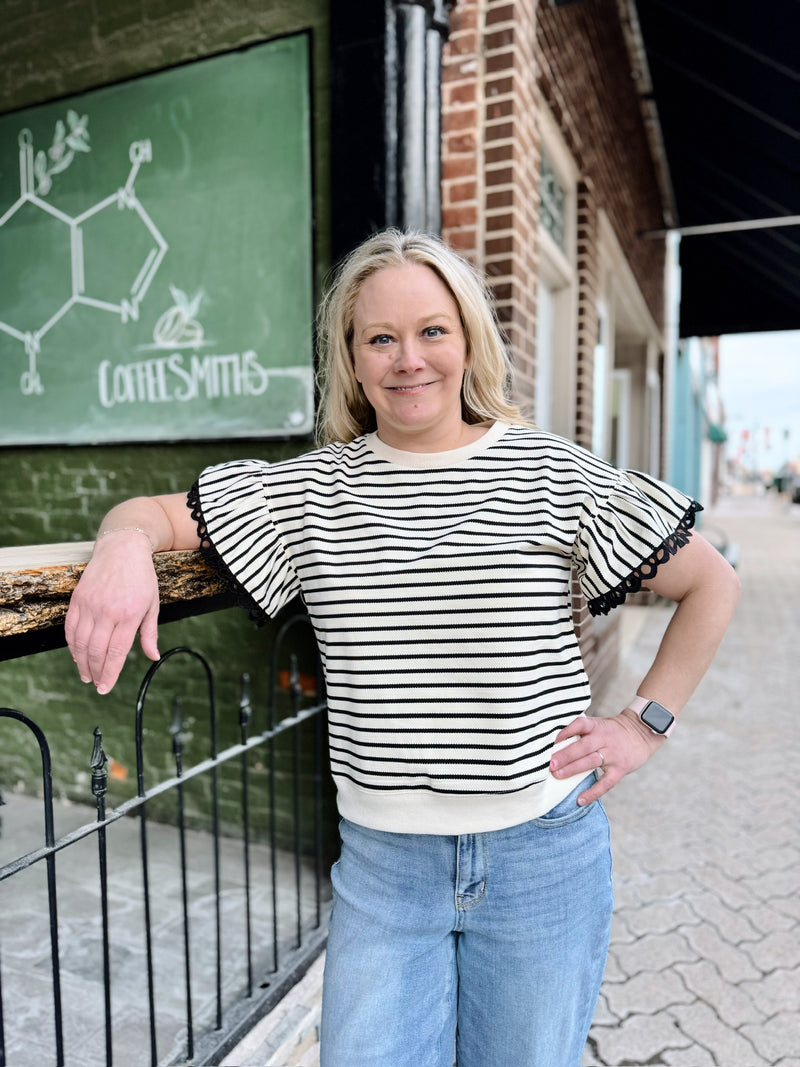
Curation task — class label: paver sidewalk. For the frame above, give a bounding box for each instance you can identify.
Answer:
[584,492,800,1067]
[228,492,800,1067]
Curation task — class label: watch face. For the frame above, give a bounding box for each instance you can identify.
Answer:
[641,700,674,734]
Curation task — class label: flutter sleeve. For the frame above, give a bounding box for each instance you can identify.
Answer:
[187,459,302,624]
[573,469,702,616]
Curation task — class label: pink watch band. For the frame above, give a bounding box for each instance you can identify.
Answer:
[627,695,675,737]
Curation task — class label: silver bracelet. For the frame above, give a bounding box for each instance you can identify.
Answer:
[95,526,156,551]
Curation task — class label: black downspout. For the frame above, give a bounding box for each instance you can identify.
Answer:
[330,0,452,263]
[426,1,451,234]
[393,1,428,231]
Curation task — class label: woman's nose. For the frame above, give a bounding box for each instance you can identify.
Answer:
[393,340,425,371]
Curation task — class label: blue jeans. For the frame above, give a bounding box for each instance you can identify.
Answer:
[320,775,612,1067]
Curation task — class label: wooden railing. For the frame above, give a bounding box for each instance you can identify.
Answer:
[0,543,233,660]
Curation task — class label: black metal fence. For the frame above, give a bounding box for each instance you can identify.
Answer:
[0,612,333,1067]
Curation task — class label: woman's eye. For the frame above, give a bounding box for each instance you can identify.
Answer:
[369,334,393,346]
[423,326,446,338]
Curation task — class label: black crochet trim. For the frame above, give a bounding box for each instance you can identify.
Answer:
[587,500,703,617]
[187,482,270,626]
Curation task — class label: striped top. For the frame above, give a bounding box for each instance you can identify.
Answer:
[190,421,699,834]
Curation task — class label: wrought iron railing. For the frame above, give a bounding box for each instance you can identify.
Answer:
[0,611,332,1067]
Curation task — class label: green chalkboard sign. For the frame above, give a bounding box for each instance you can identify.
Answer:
[0,36,314,445]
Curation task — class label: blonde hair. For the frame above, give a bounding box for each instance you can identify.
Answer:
[315,229,531,445]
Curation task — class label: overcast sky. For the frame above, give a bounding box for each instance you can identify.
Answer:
[718,331,800,471]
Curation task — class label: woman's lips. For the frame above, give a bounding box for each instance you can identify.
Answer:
[386,382,435,393]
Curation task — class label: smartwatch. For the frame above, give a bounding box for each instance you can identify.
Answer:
[627,695,675,737]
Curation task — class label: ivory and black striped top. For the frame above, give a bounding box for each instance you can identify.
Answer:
[190,421,699,834]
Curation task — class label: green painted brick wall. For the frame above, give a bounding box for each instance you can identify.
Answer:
[0,0,335,838]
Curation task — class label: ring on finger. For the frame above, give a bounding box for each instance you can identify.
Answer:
[597,750,605,768]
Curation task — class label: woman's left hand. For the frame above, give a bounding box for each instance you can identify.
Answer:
[549,710,665,806]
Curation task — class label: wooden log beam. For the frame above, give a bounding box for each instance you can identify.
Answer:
[0,543,231,640]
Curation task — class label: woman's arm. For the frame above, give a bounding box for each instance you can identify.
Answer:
[65,493,200,695]
[550,532,741,804]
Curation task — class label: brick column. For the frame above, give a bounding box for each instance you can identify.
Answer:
[441,1,482,256]
[442,0,540,411]
[574,178,599,451]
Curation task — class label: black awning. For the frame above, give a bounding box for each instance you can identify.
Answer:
[634,0,799,337]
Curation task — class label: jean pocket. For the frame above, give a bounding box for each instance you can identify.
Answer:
[533,773,598,828]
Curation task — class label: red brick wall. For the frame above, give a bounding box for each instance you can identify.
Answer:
[441,1,483,256]
[442,0,666,402]
[575,179,599,450]
[536,0,667,329]
[442,0,540,404]
[441,0,667,703]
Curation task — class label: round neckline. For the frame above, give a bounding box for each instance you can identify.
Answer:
[364,421,510,468]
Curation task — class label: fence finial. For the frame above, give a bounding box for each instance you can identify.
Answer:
[90,726,108,798]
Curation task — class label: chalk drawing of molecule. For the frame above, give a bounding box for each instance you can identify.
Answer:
[0,127,168,395]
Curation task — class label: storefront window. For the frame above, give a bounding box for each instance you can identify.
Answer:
[540,152,566,252]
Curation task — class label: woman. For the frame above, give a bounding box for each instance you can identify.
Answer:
[66,230,740,1066]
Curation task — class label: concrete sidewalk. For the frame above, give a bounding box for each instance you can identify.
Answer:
[227,491,800,1067]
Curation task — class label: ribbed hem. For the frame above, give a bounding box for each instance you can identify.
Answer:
[332,728,586,835]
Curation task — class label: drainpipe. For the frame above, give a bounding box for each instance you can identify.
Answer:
[393,3,427,229]
[389,1,452,232]
[425,2,450,232]
[663,231,681,484]
[331,1,452,260]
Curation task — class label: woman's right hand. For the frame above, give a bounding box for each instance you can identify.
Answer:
[65,530,161,695]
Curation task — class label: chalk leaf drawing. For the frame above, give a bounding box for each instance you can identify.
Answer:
[33,110,91,196]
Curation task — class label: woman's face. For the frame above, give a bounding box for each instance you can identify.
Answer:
[350,262,469,452]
